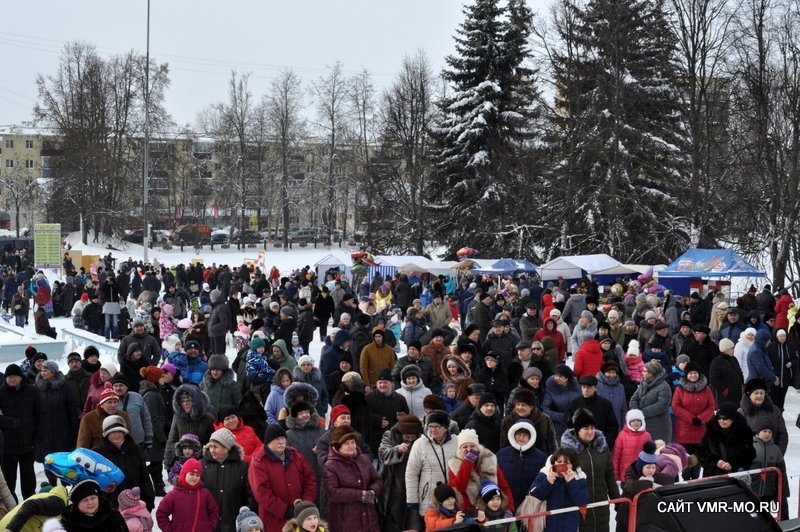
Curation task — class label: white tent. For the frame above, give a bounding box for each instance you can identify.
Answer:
[397,258,459,276]
[314,250,353,281]
[538,254,626,280]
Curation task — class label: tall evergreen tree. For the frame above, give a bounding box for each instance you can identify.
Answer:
[543,0,689,263]
[431,0,539,258]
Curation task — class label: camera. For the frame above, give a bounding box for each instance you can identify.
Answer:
[552,463,568,474]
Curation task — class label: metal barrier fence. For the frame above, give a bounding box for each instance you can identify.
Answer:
[480,467,784,532]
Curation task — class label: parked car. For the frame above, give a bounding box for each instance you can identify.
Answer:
[231,230,262,244]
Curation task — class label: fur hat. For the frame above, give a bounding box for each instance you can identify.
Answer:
[117,487,142,511]
[512,388,537,406]
[209,428,236,450]
[41,361,59,374]
[236,505,263,532]
[69,479,100,505]
[745,378,768,395]
[423,394,446,411]
[177,433,202,453]
[457,428,480,448]
[466,383,485,396]
[684,361,703,376]
[400,364,422,382]
[553,364,573,380]
[217,406,238,423]
[102,415,129,437]
[293,499,319,527]
[478,393,496,408]
[753,417,775,434]
[600,361,620,374]
[139,366,163,384]
[208,354,229,371]
[572,408,596,431]
[716,402,740,419]
[396,414,423,436]
[426,410,450,428]
[644,359,663,376]
[693,324,711,334]
[331,425,359,449]
[341,371,365,393]
[290,400,315,418]
[98,383,118,406]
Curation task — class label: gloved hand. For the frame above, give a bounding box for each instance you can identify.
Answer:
[361,490,376,504]
[691,417,702,427]
[142,440,153,450]
[284,506,294,519]
[464,449,480,463]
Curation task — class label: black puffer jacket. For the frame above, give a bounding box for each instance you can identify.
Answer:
[201,443,255,532]
[34,372,78,461]
[0,380,37,455]
[93,435,155,511]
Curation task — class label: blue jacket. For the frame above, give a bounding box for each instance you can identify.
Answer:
[596,371,627,429]
[265,381,287,425]
[497,421,548,507]
[642,347,670,370]
[541,375,580,439]
[529,465,589,532]
[2,276,18,301]
[184,355,208,385]
[747,329,776,384]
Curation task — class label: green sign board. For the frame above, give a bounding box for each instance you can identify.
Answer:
[34,223,62,271]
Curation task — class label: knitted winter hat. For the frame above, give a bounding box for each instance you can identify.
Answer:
[457,428,480,448]
[161,363,178,376]
[480,480,501,503]
[139,366,163,384]
[718,338,735,352]
[636,440,659,473]
[179,458,203,487]
[117,487,141,510]
[24,346,37,360]
[294,499,319,526]
[675,354,690,365]
[400,364,422,382]
[329,404,351,425]
[753,417,775,434]
[627,340,640,355]
[41,361,59,374]
[434,483,456,503]
[69,479,100,505]
[98,383,118,406]
[377,368,392,382]
[102,415,129,437]
[263,424,287,444]
[522,367,542,380]
[236,505,263,532]
[67,352,82,363]
[208,354,229,371]
[178,433,202,452]
[297,355,314,366]
[4,364,23,378]
[249,337,266,351]
[644,359,663,376]
[478,393,496,408]
[32,352,48,364]
[210,428,237,450]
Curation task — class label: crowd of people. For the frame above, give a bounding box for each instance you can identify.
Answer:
[0,255,795,531]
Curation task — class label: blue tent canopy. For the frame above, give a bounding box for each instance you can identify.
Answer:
[473,258,537,275]
[658,248,765,278]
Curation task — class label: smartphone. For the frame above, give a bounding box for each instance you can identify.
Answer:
[552,463,568,474]
[463,509,479,519]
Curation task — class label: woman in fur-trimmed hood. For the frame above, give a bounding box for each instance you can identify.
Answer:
[446,428,515,512]
[163,384,216,466]
[441,353,474,402]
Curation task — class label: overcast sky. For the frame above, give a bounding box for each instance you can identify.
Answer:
[0,0,547,130]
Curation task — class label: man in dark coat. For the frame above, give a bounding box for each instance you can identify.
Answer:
[208,289,232,355]
[687,324,719,377]
[313,286,335,341]
[93,415,155,510]
[64,352,92,410]
[482,319,518,368]
[756,285,776,317]
[0,365,38,500]
[472,292,494,342]
[348,314,373,374]
[452,383,485,430]
[392,340,436,389]
[708,338,744,408]
[333,293,360,326]
[364,369,409,455]
[564,376,619,449]
[117,318,161,365]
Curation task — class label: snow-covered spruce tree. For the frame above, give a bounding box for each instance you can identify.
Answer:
[543,0,690,263]
[431,0,540,258]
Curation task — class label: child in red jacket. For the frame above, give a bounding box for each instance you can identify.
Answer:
[156,458,219,532]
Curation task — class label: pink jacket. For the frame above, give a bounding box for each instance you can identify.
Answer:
[120,501,154,532]
[613,417,652,482]
[625,356,645,383]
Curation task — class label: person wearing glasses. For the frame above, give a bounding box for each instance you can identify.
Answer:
[695,402,755,477]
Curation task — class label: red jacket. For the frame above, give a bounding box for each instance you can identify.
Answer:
[542,294,555,321]
[248,445,317,531]
[671,380,716,445]
[775,294,793,331]
[447,448,515,512]
[213,418,262,462]
[533,318,566,361]
[612,425,652,482]
[323,447,384,531]
[156,483,219,532]
[573,339,604,378]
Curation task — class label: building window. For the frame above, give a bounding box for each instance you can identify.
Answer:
[5,160,13,168]
[4,140,13,149]
[25,140,33,149]
[25,160,34,168]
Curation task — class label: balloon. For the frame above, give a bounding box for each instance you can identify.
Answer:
[637,267,654,284]
[648,284,666,294]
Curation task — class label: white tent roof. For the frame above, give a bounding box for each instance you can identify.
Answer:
[538,254,624,280]
[314,250,352,268]
[375,255,430,268]
[397,258,459,276]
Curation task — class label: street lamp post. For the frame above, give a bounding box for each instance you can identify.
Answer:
[143,0,151,263]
